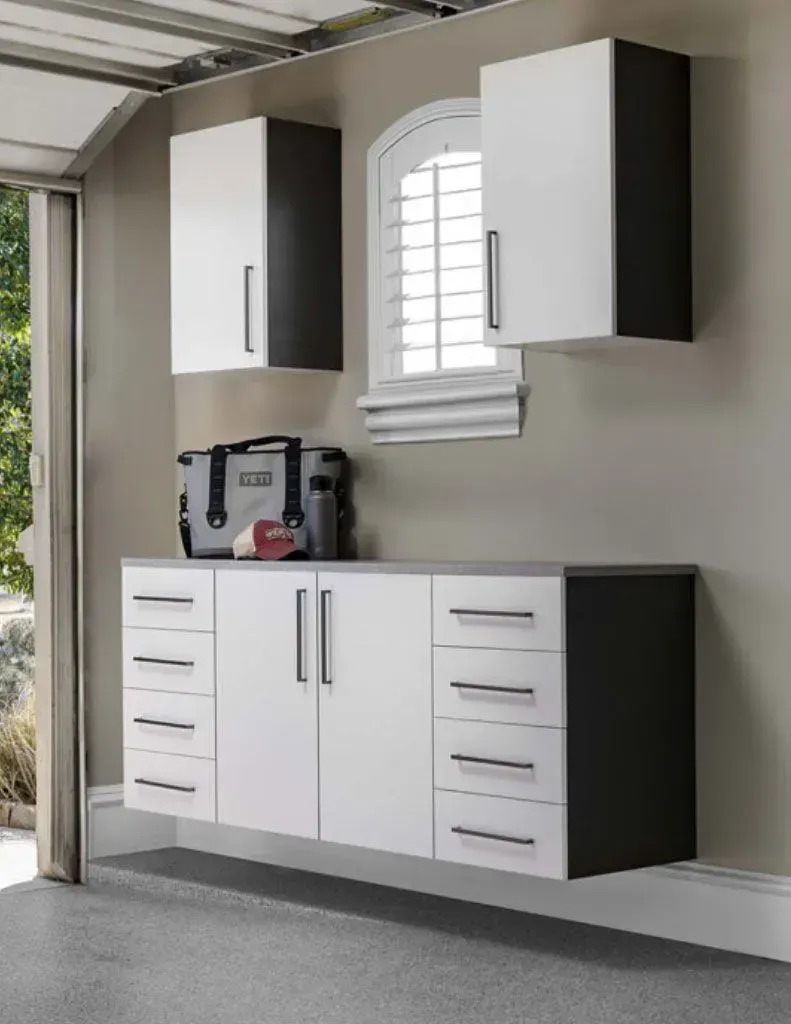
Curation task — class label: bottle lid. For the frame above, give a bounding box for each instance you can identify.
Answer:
[309,474,333,492]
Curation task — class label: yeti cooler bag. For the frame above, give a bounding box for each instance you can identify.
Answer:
[178,435,346,558]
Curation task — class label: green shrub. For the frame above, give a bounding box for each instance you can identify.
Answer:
[0,613,34,710]
[0,689,35,805]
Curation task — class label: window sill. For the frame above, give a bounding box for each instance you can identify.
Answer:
[357,375,527,445]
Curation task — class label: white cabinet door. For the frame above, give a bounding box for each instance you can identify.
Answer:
[170,117,267,374]
[318,573,433,857]
[482,39,615,349]
[215,570,318,839]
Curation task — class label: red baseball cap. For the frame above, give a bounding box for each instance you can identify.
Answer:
[233,520,308,561]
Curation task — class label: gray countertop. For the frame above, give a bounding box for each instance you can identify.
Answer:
[122,558,696,577]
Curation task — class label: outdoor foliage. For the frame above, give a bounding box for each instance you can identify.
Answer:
[0,188,32,598]
[0,614,35,710]
[0,689,36,805]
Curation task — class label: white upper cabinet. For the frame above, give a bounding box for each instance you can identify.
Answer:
[170,115,342,375]
[481,39,692,352]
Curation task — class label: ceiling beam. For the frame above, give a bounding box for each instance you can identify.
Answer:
[5,0,307,55]
[0,38,173,92]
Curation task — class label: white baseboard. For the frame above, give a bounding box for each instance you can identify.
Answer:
[90,788,791,963]
[88,785,176,859]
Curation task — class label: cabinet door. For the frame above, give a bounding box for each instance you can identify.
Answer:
[481,40,615,349]
[170,117,267,374]
[216,570,318,838]
[318,573,433,857]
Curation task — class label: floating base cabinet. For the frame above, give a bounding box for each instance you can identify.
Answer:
[482,38,692,351]
[122,559,696,881]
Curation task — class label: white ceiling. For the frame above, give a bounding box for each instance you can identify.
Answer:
[0,0,503,183]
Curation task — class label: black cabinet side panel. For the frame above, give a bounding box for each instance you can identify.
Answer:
[566,574,696,878]
[266,118,343,371]
[614,40,692,341]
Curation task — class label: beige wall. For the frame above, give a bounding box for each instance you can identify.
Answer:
[84,0,791,873]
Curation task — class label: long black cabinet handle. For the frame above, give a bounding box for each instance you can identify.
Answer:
[450,682,534,695]
[320,590,332,685]
[448,608,534,619]
[133,718,195,731]
[452,826,534,847]
[243,265,254,353]
[132,656,195,668]
[132,595,194,605]
[134,778,196,793]
[486,229,500,330]
[451,754,534,771]
[296,588,307,683]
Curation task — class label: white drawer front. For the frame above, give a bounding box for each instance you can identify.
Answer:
[123,628,215,695]
[433,576,564,651]
[434,718,566,804]
[124,749,216,821]
[123,567,214,632]
[433,647,565,727]
[124,689,215,760]
[435,790,566,879]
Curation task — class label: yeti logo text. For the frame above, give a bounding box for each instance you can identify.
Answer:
[239,472,273,487]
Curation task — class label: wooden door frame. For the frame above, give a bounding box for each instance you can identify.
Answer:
[28,189,84,882]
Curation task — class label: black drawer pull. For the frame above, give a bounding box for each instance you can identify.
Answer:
[451,754,534,770]
[132,656,195,668]
[132,595,194,604]
[133,718,195,731]
[450,682,534,696]
[134,778,196,793]
[449,608,534,619]
[451,826,535,847]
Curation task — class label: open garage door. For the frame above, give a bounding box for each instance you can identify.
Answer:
[0,0,514,186]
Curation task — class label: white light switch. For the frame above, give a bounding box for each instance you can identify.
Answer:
[29,453,45,488]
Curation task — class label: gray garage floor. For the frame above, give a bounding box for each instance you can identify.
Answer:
[1,848,790,1024]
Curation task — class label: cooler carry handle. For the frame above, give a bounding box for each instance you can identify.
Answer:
[206,435,303,531]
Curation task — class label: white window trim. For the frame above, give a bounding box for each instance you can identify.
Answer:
[358,98,526,445]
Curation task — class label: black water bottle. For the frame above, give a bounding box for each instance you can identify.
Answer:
[306,475,338,560]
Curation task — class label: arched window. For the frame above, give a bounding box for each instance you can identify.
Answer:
[360,99,525,445]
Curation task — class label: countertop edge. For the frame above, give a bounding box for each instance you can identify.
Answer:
[121,558,697,577]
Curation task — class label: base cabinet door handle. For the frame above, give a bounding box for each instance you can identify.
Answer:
[320,590,332,685]
[451,826,534,847]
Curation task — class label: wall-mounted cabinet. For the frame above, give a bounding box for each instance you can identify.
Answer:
[170,115,342,375]
[122,560,696,881]
[481,38,692,352]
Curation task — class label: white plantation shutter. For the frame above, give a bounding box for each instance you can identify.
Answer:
[387,153,493,376]
[361,100,524,444]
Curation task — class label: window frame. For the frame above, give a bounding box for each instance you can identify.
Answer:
[360,98,525,445]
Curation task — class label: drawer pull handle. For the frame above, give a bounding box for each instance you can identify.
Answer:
[450,682,535,696]
[449,608,534,620]
[451,754,534,771]
[133,717,195,731]
[132,656,195,668]
[451,826,534,847]
[134,778,196,793]
[132,595,194,605]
